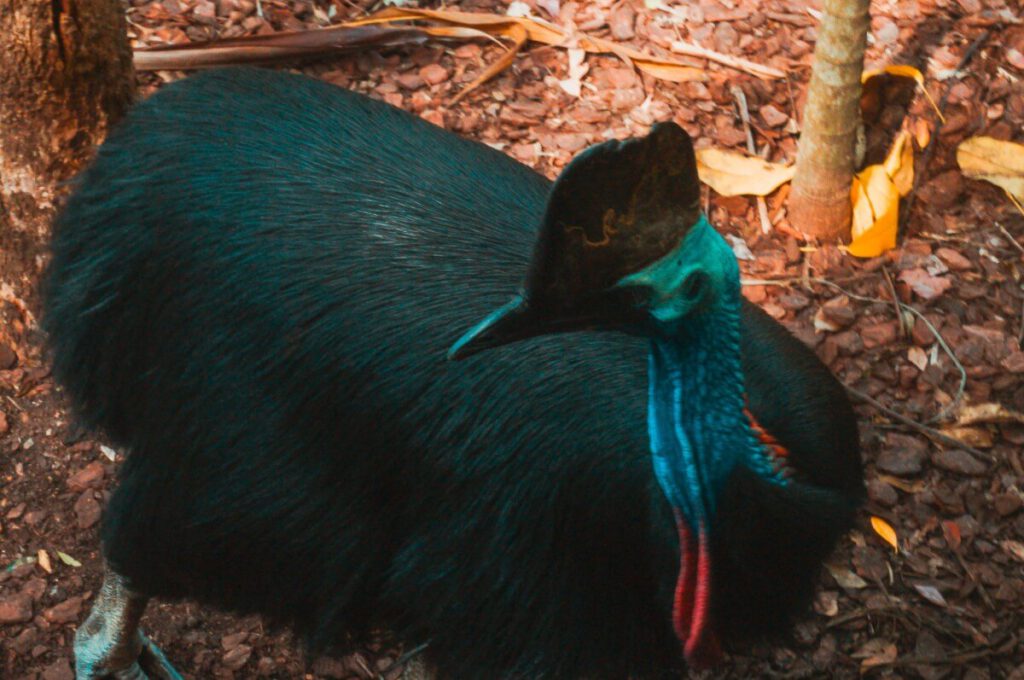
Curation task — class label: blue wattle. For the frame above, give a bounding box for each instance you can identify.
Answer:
[647,304,765,525]
[622,217,787,529]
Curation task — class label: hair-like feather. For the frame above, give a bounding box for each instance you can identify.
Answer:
[44,67,862,679]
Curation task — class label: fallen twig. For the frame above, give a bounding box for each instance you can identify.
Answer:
[844,385,993,462]
[670,39,786,79]
[868,634,1015,669]
[746,275,969,429]
[950,546,996,612]
[996,221,1024,257]
[880,266,905,337]
[731,85,773,235]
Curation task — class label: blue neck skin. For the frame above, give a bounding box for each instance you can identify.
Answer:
[618,217,784,527]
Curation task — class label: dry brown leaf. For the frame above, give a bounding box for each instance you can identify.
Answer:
[877,474,925,493]
[999,540,1024,561]
[942,520,961,550]
[813,590,839,617]
[1001,540,1024,563]
[870,516,899,553]
[37,549,52,574]
[855,639,898,673]
[558,47,589,98]
[907,346,928,371]
[825,562,868,590]
[813,307,842,333]
[565,34,706,83]
[451,23,528,103]
[913,583,948,607]
[956,402,1024,426]
[346,7,707,85]
[695,149,795,197]
[957,136,1024,201]
[939,425,994,449]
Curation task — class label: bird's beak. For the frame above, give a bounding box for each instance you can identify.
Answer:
[447,296,541,360]
[448,294,637,361]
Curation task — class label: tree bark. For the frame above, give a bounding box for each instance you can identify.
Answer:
[788,0,870,241]
[0,0,133,277]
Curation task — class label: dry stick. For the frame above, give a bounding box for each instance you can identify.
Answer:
[880,266,906,336]
[996,221,1024,257]
[730,86,773,234]
[814,277,967,425]
[844,385,993,462]
[951,547,996,612]
[745,275,969,428]
[824,603,909,629]
[1000,217,1024,348]
[1005,189,1024,218]
[670,40,786,79]
[871,635,1016,669]
[1018,296,1024,349]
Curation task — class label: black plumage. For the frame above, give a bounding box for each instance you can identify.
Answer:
[44,67,863,679]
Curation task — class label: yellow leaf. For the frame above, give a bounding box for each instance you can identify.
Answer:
[957,136,1024,202]
[870,516,899,553]
[862,64,944,122]
[850,175,874,237]
[884,131,914,197]
[861,64,925,83]
[912,118,931,149]
[55,551,82,568]
[695,148,796,197]
[37,549,52,574]
[848,166,899,257]
[847,130,914,258]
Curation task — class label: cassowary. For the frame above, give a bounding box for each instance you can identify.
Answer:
[44,67,863,680]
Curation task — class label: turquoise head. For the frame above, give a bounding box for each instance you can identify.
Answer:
[450,122,756,667]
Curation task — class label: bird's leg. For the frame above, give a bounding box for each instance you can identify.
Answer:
[75,567,183,680]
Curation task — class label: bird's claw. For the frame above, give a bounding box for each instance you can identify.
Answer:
[76,628,183,680]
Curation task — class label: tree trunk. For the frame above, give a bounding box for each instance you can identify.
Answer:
[0,0,133,279]
[788,0,870,241]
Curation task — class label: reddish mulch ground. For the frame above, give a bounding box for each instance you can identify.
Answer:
[3,0,1024,678]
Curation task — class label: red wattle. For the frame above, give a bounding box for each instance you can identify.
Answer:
[671,513,722,669]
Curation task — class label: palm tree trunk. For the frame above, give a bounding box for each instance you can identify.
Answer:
[788,0,870,241]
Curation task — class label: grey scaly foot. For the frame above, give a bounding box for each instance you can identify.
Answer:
[75,568,183,680]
